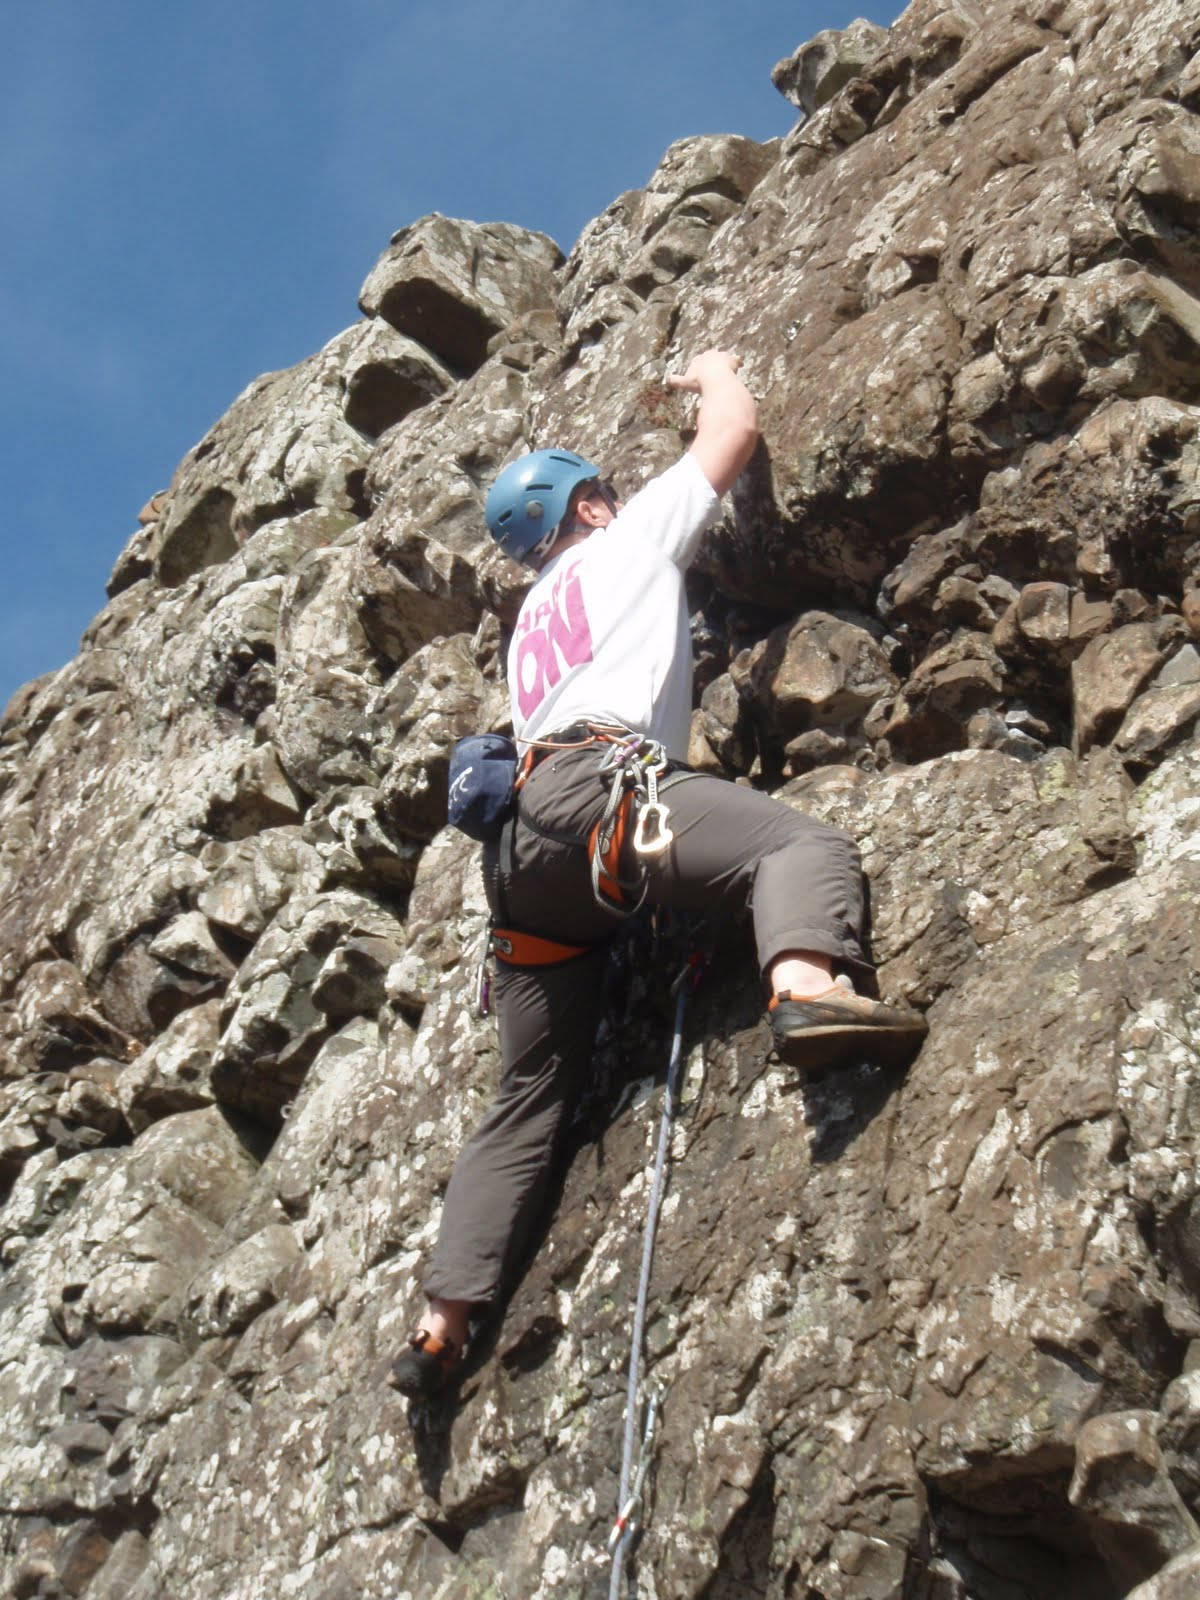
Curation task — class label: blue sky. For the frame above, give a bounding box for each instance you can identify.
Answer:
[1,1,892,712]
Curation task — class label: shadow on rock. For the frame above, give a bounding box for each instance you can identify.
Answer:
[799,1054,912,1167]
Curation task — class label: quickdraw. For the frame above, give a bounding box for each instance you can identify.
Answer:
[631,752,674,858]
[591,733,675,913]
[607,1385,662,1554]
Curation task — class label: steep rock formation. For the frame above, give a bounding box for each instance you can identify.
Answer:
[3,2,1200,1597]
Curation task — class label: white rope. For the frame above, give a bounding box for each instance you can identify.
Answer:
[608,979,689,1600]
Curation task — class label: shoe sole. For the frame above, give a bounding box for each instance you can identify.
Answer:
[774,1021,926,1072]
[390,1374,430,1400]
[389,1359,452,1400]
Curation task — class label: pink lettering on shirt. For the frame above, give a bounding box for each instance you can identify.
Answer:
[515,561,594,718]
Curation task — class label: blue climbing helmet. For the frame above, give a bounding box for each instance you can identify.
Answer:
[485,448,602,566]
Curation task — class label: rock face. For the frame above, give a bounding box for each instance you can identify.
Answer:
[3,2,1200,1596]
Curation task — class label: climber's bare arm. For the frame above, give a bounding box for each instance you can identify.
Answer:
[667,349,758,497]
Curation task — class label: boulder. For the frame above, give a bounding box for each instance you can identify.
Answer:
[80,1531,156,1600]
[12,960,129,1073]
[341,319,455,438]
[272,545,389,796]
[736,611,896,750]
[1125,1547,1200,1600]
[695,671,753,774]
[196,827,327,942]
[12,1115,254,1358]
[358,213,562,375]
[353,354,541,655]
[1114,678,1200,768]
[557,135,776,351]
[302,785,423,893]
[184,1222,304,1339]
[771,18,890,115]
[1072,617,1186,753]
[210,889,405,1122]
[1069,1410,1200,1588]
[153,324,391,585]
[375,624,508,842]
[54,1058,125,1141]
[147,912,236,987]
[117,999,223,1134]
[883,630,1007,760]
[1158,1370,1200,1513]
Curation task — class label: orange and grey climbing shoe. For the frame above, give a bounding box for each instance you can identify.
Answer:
[389,1329,461,1399]
[769,975,927,1072]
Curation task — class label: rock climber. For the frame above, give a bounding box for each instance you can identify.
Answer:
[390,348,926,1399]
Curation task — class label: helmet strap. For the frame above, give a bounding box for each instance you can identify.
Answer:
[524,523,562,567]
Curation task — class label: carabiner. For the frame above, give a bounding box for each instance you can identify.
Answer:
[475,926,495,1017]
[633,800,674,856]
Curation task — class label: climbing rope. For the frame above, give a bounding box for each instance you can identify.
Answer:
[607,958,698,1598]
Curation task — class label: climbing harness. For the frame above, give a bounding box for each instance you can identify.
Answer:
[476,924,592,1016]
[469,725,683,1013]
[506,723,679,915]
[607,953,701,1598]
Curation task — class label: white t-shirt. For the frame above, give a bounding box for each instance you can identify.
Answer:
[508,454,721,760]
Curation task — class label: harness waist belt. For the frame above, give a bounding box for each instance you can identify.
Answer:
[490,927,591,966]
[523,723,633,773]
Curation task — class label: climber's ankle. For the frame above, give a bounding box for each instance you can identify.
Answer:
[767,950,835,1002]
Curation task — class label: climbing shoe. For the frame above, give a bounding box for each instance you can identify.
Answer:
[769,976,927,1072]
[389,1329,461,1399]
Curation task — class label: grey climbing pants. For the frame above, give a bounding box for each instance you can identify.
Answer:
[423,745,869,1307]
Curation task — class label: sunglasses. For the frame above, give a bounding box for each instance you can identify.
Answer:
[580,479,619,509]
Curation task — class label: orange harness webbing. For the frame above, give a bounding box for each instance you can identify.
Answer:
[490,927,591,966]
[588,788,634,908]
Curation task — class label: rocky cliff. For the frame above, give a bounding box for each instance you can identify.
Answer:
[3,2,1200,1596]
